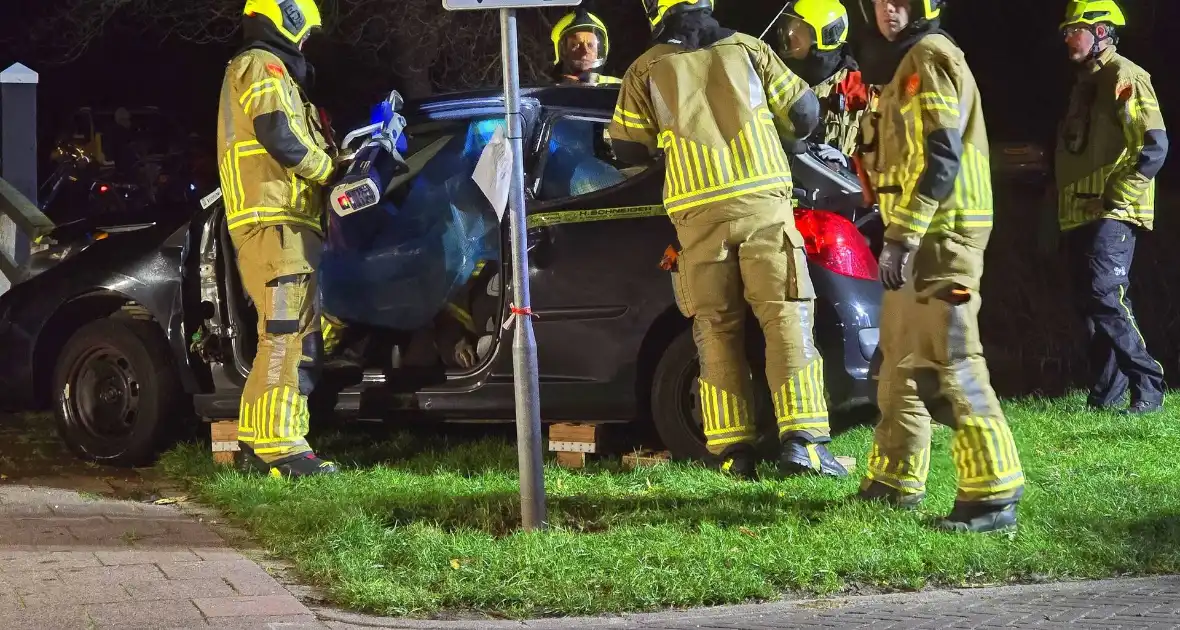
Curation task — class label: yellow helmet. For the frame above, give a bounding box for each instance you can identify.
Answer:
[642,0,713,34]
[781,0,849,52]
[1060,0,1126,30]
[551,10,610,68]
[242,0,322,45]
[915,0,943,21]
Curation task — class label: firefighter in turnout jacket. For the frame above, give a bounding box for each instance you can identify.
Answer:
[551,10,622,86]
[217,0,339,477]
[1056,1,1167,414]
[610,0,847,480]
[857,0,1024,533]
[776,0,876,157]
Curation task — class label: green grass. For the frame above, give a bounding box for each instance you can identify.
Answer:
[160,395,1180,618]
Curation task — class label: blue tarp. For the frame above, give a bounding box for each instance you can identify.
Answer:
[319,117,625,331]
[319,120,502,330]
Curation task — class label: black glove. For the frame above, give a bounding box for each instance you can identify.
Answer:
[878,240,912,291]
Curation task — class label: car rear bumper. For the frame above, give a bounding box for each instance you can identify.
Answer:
[807,263,882,410]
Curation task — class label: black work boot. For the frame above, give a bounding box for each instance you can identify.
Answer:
[1122,400,1163,415]
[856,479,924,510]
[713,445,759,481]
[779,440,849,478]
[935,502,1018,534]
[236,443,338,478]
[234,441,264,474]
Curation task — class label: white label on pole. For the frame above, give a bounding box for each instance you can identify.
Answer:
[472,126,512,222]
[443,0,580,10]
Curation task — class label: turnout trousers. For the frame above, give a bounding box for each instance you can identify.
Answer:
[230,224,324,463]
[1064,219,1165,408]
[670,200,831,456]
[866,241,1024,505]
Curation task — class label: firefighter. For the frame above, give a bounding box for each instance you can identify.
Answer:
[551,10,622,85]
[1055,1,1166,415]
[857,0,1024,532]
[610,0,847,480]
[775,0,875,158]
[217,0,339,477]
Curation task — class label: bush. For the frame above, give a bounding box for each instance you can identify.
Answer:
[980,183,1180,397]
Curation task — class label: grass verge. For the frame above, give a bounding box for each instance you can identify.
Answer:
[159,395,1180,618]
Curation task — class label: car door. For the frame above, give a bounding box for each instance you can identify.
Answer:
[505,108,681,419]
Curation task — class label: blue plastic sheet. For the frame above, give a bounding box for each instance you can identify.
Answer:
[538,119,625,200]
[319,119,502,330]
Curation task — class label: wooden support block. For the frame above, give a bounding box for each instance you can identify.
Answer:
[209,420,239,466]
[836,456,856,471]
[555,451,586,469]
[622,450,671,471]
[548,423,602,454]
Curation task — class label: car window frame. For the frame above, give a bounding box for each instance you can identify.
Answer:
[527,109,657,211]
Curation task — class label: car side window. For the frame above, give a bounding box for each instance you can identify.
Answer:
[536,116,648,202]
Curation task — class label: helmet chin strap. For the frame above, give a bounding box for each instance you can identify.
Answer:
[1083,24,1114,62]
[563,48,606,72]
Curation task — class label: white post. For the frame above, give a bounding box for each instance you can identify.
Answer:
[0,63,39,296]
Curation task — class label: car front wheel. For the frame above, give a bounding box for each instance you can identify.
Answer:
[52,318,183,467]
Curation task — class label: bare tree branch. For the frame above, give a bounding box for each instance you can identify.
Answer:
[13,0,587,95]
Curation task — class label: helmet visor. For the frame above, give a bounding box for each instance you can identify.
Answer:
[781,16,816,59]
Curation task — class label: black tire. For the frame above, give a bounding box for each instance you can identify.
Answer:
[650,329,774,461]
[52,317,183,467]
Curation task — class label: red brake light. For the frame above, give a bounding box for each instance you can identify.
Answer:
[98,184,109,193]
[794,208,878,281]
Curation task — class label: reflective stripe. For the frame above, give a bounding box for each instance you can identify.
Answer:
[774,358,830,439]
[227,209,321,233]
[239,385,312,457]
[612,106,653,130]
[445,303,477,334]
[767,71,803,109]
[865,442,930,493]
[659,105,794,215]
[700,379,756,449]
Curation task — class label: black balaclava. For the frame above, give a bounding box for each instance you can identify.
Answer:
[239,14,316,90]
[787,46,859,87]
[655,9,735,51]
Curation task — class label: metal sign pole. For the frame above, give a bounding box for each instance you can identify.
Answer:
[443,0,581,533]
[499,7,547,531]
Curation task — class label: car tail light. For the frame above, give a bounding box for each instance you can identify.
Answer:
[794,208,878,281]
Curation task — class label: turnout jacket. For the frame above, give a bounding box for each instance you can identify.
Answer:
[609,32,819,215]
[1056,46,1168,232]
[217,49,335,234]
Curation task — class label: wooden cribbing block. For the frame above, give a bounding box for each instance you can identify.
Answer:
[548,423,601,454]
[836,456,857,471]
[622,450,671,470]
[210,420,239,465]
[555,451,587,469]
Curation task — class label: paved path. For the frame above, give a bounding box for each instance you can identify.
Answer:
[0,484,326,629]
[4,483,1180,629]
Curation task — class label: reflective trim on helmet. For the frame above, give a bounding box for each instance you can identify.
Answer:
[644,0,714,32]
[551,10,610,67]
[1059,0,1126,29]
[243,0,323,45]
[784,0,849,51]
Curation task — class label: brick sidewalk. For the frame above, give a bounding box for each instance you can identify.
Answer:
[320,576,1180,630]
[5,484,1180,630]
[0,484,328,629]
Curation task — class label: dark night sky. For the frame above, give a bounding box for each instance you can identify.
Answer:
[0,0,1176,171]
